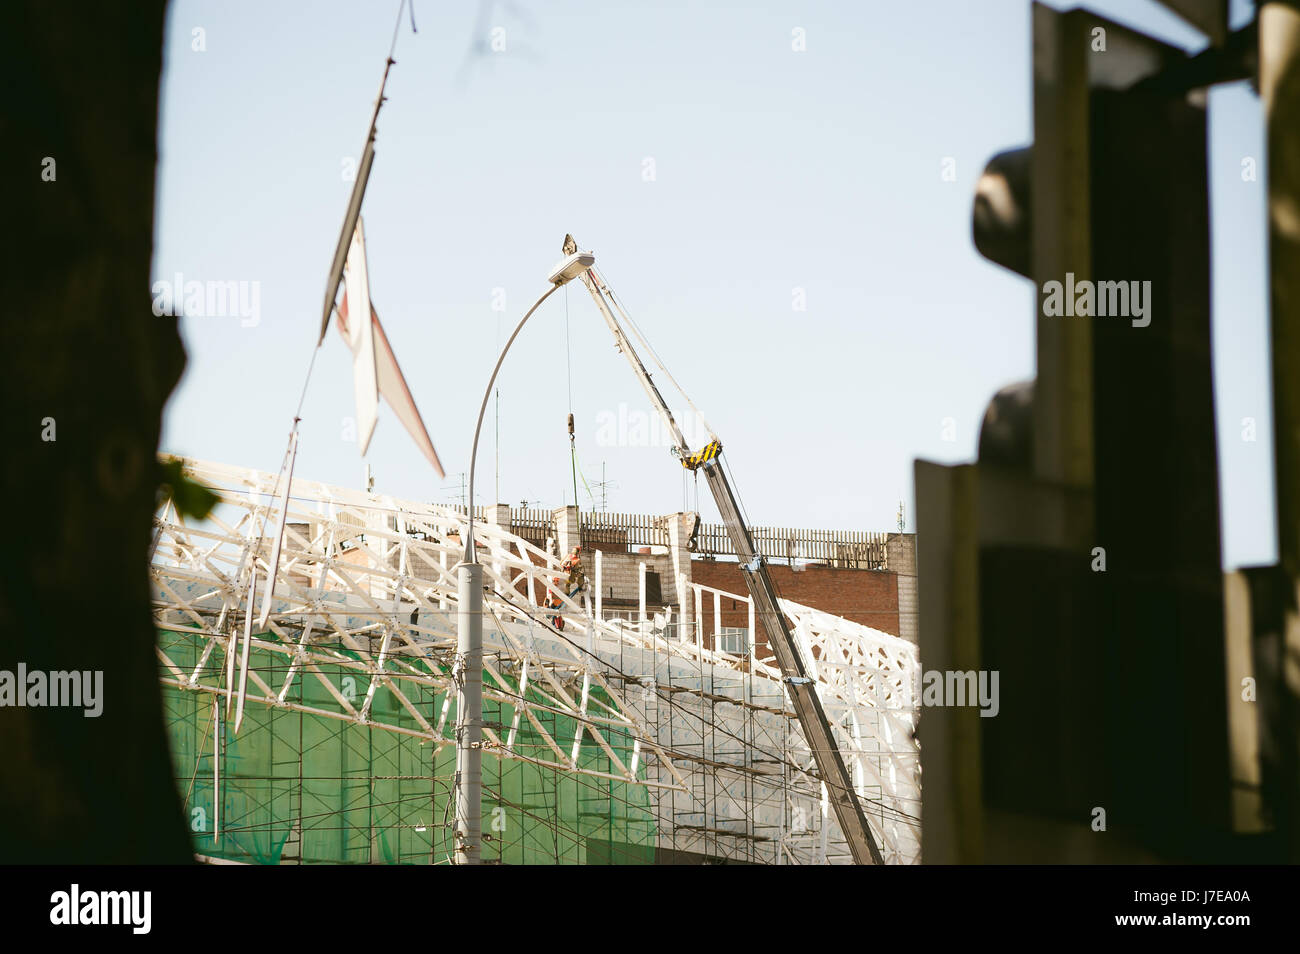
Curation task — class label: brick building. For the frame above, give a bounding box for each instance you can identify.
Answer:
[520,505,917,658]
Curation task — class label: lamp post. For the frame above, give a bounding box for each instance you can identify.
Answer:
[453,249,594,865]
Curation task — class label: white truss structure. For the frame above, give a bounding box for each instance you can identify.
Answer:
[150,456,921,864]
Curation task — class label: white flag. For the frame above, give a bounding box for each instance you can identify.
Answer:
[337,290,446,480]
[343,217,379,455]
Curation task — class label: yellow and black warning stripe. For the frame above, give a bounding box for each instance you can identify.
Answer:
[682,439,722,470]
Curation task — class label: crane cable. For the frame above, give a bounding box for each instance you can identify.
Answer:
[601,277,718,445]
[566,285,578,509]
[565,285,596,510]
[599,273,707,515]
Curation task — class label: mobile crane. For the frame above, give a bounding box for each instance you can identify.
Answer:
[563,235,886,865]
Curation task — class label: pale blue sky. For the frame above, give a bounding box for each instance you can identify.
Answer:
[155,0,1273,568]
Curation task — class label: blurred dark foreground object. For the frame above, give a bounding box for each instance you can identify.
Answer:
[921,0,1300,863]
[0,1,193,863]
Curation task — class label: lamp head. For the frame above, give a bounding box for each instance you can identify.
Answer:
[548,250,595,286]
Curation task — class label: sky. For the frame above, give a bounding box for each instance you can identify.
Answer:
[154,0,1273,569]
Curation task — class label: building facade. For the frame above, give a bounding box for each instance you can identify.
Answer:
[500,505,917,656]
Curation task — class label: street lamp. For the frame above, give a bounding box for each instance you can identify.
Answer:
[453,248,594,865]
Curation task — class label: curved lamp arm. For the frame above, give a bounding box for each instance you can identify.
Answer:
[465,281,563,563]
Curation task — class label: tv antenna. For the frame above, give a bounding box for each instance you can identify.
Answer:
[591,462,618,512]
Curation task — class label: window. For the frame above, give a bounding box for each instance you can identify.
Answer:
[644,569,663,604]
[716,627,748,655]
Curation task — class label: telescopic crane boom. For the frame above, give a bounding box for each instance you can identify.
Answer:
[566,235,885,865]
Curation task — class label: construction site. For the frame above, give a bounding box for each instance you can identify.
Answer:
[150,459,921,864]
[5,0,1299,902]
[133,0,1300,868]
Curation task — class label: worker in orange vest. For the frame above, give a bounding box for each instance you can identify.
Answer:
[545,546,586,630]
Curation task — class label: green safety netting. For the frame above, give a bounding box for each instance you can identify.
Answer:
[159,627,656,864]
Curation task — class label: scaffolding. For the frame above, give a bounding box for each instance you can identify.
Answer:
[151,456,921,864]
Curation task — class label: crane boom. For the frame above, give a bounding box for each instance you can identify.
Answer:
[572,244,885,865]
